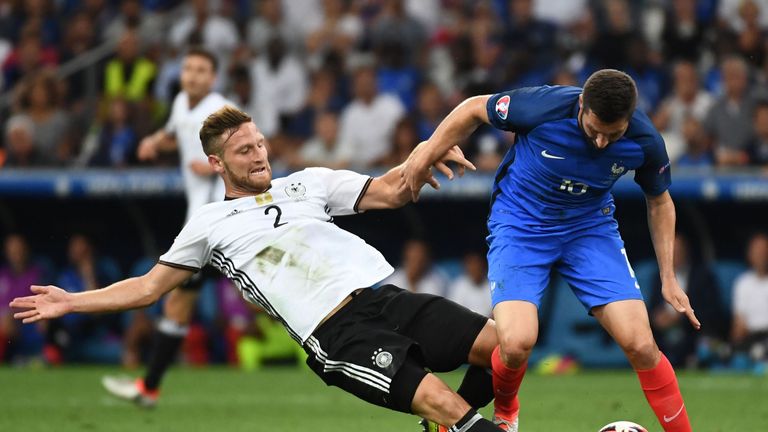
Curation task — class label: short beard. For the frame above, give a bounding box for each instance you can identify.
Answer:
[223,161,270,194]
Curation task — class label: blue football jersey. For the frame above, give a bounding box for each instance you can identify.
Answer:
[486,85,671,224]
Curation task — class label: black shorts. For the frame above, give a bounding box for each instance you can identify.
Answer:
[303,285,489,413]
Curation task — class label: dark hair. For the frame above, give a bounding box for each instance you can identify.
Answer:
[582,69,637,123]
[200,105,252,156]
[186,46,218,72]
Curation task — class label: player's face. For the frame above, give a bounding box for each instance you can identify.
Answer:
[181,55,216,100]
[577,95,629,150]
[217,122,272,195]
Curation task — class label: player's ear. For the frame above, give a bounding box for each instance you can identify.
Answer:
[208,154,224,173]
[578,93,583,109]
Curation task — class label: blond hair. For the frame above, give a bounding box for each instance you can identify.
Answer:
[199,105,252,156]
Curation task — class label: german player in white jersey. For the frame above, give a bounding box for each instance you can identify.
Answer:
[102,47,238,406]
[11,106,512,432]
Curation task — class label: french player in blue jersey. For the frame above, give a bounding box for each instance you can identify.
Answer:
[401,70,699,432]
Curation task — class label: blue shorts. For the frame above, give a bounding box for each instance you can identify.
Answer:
[487,210,643,312]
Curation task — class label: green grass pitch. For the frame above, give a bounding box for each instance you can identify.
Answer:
[1,366,765,431]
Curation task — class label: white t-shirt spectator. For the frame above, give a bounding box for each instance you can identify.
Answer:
[336,94,405,167]
[448,275,492,317]
[733,271,768,332]
[251,56,308,116]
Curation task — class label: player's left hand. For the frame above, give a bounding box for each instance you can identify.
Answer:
[9,285,72,324]
[661,279,700,330]
[400,142,436,202]
[433,145,476,180]
[189,160,215,176]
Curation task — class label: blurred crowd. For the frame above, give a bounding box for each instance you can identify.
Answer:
[1,0,768,171]
[1,230,767,372]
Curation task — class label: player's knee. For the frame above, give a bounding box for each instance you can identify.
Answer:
[620,336,658,363]
[498,334,536,363]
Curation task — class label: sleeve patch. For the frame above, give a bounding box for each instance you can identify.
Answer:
[495,95,510,120]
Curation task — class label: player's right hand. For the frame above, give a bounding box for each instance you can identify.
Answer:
[137,136,158,160]
[9,285,71,324]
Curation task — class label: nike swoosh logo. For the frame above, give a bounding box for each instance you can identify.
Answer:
[541,150,565,160]
[663,404,685,423]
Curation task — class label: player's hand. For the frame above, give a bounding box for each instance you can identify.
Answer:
[433,145,476,180]
[137,136,159,161]
[9,285,72,324]
[400,142,437,202]
[661,278,700,330]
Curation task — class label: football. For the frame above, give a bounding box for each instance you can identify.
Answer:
[598,421,648,432]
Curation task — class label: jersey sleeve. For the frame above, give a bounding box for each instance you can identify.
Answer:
[629,111,672,196]
[485,86,581,133]
[158,214,211,272]
[304,167,373,216]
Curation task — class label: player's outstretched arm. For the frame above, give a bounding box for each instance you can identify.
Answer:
[400,95,490,201]
[359,146,475,210]
[137,130,177,161]
[645,191,701,330]
[9,264,193,324]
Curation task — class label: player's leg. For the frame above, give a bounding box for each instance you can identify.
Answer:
[410,372,505,431]
[486,220,557,430]
[559,224,691,432]
[102,273,201,407]
[594,301,691,432]
[143,286,199,391]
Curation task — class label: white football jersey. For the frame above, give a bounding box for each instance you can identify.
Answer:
[165,91,233,219]
[159,168,394,342]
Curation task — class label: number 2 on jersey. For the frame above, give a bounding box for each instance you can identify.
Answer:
[265,205,287,228]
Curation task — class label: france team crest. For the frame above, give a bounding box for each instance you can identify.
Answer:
[495,95,510,120]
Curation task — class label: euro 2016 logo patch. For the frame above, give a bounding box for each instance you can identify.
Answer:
[495,95,510,120]
[371,348,393,369]
[285,183,307,200]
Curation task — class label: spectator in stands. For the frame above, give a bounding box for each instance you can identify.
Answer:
[45,234,122,363]
[246,0,300,55]
[7,0,61,48]
[336,65,405,168]
[304,0,363,67]
[86,97,139,167]
[1,27,58,91]
[704,56,756,166]
[448,251,492,317]
[377,117,419,167]
[289,111,343,169]
[59,11,97,110]
[168,0,239,57]
[748,100,768,167]
[0,234,45,362]
[370,0,427,66]
[733,0,766,68]
[250,36,308,124]
[13,72,72,164]
[589,0,635,70]
[653,61,714,163]
[104,29,157,105]
[225,65,278,139]
[104,0,164,45]
[660,0,706,63]
[3,115,46,167]
[283,68,345,140]
[649,233,729,368]
[414,81,446,142]
[503,0,558,87]
[383,239,448,297]
[676,117,715,169]
[624,36,666,114]
[731,232,768,365]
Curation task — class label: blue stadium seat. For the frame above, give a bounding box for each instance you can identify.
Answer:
[631,259,659,305]
[713,260,747,311]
